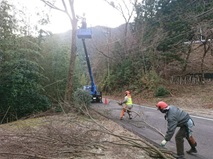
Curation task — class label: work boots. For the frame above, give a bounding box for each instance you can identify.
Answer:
[128,114,132,119]
[186,136,197,154]
[172,154,185,159]
[127,111,132,119]
[186,148,197,154]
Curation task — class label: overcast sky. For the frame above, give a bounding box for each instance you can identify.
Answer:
[10,0,130,33]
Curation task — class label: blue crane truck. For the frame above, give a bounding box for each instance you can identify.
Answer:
[77,28,102,103]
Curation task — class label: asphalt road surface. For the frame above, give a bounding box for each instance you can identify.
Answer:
[91,99,213,159]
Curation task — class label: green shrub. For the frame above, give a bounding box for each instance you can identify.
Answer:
[140,70,161,90]
[154,86,170,97]
[0,49,50,123]
[73,89,91,114]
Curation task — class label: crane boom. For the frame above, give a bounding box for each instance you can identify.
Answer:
[77,28,102,103]
[82,39,96,93]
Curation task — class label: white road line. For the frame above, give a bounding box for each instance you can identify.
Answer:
[133,104,213,121]
[110,100,213,121]
[190,115,213,121]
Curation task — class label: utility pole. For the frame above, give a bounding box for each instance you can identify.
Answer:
[105,27,111,80]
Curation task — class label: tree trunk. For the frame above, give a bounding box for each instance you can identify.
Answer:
[64,19,78,103]
[201,42,210,83]
[182,43,192,73]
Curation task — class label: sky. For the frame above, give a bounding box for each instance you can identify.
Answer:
[11,0,130,34]
[50,0,126,33]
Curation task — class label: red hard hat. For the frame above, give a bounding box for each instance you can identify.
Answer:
[156,101,168,110]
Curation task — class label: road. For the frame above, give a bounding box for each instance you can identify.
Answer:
[91,99,213,159]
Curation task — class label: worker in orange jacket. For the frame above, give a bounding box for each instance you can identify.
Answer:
[118,91,133,120]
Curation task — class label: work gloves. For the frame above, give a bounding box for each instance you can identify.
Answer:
[160,139,167,147]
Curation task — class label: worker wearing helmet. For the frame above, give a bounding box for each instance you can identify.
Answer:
[156,101,197,159]
[119,91,133,120]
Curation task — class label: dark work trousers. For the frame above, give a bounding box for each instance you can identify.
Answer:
[175,126,187,156]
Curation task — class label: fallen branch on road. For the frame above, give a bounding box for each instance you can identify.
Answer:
[85,106,173,159]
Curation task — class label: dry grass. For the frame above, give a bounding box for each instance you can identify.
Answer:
[106,81,213,118]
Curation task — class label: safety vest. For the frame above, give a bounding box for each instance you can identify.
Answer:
[126,96,133,105]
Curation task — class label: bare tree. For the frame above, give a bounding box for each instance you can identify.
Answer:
[200,29,213,82]
[40,0,78,104]
[103,0,138,57]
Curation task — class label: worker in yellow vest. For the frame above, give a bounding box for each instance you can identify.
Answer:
[118,91,133,120]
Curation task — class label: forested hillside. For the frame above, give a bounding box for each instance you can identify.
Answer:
[1,0,213,122]
[86,0,213,95]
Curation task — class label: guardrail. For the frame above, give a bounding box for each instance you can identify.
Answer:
[170,73,213,84]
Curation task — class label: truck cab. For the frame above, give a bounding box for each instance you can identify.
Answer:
[83,85,102,103]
